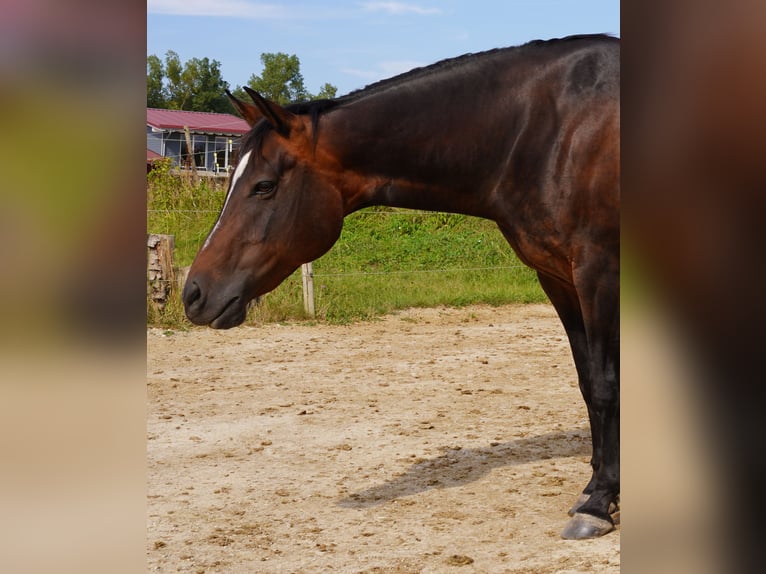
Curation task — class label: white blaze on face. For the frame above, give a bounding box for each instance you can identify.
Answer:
[201,150,253,251]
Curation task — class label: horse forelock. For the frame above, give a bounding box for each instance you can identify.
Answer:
[237,121,270,162]
[236,99,335,162]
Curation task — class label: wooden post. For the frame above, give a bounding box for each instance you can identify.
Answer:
[176,265,191,294]
[301,262,315,318]
[183,126,199,184]
[147,234,175,311]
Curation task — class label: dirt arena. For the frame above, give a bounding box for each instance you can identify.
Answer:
[147,304,620,573]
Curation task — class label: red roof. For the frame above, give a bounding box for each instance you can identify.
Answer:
[147,108,250,135]
[146,149,162,162]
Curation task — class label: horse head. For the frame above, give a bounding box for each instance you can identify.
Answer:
[183,89,345,328]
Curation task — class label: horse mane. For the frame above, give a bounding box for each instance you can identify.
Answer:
[338,34,616,101]
[236,34,617,160]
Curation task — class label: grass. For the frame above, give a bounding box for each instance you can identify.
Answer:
[147,159,223,266]
[147,161,547,327]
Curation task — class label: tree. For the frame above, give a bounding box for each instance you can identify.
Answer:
[315,82,338,100]
[147,54,165,108]
[163,51,184,108]
[147,51,230,112]
[239,52,337,104]
[246,53,309,104]
[146,51,337,112]
[182,57,230,113]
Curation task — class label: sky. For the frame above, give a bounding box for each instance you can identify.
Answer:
[147,1,620,98]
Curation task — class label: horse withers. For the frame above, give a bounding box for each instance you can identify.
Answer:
[183,35,619,539]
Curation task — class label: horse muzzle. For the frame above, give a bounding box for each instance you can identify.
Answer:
[182,273,250,329]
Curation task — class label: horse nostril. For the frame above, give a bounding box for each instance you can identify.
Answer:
[183,279,202,309]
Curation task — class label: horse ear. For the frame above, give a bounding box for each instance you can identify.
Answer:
[243,86,296,136]
[226,89,262,127]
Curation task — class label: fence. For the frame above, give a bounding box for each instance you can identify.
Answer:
[148,232,318,315]
[146,207,544,324]
[148,235,532,316]
[147,234,175,311]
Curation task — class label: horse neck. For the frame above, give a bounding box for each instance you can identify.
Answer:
[321,76,514,218]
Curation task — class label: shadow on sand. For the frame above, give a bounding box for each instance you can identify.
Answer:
[338,428,591,508]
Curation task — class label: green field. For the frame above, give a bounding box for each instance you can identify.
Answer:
[147,160,547,326]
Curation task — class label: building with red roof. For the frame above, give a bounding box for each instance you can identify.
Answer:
[146,108,251,173]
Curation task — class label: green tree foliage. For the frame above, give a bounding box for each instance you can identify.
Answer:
[147,54,165,108]
[182,57,231,112]
[147,51,338,112]
[231,52,337,104]
[315,82,338,100]
[146,51,230,112]
[163,50,183,107]
[246,53,308,104]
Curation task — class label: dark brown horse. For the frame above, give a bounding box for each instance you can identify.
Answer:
[183,35,619,539]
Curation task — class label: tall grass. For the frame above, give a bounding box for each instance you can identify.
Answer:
[147,159,223,266]
[147,162,547,327]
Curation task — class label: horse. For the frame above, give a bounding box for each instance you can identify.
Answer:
[183,34,619,539]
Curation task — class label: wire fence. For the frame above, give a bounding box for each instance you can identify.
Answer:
[147,209,530,279]
[146,264,530,285]
[147,206,544,322]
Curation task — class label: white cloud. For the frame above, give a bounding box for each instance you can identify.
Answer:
[147,0,292,18]
[360,2,442,15]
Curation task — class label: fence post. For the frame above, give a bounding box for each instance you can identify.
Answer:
[176,266,191,293]
[301,262,315,318]
[183,126,199,184]
[147,234,175,311]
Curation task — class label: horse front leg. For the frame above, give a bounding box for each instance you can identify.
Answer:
[561,361,619,539]
[560,268,620,539]
[537,271,619,538]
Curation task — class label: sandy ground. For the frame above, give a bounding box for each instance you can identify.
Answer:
[147,304,620,573]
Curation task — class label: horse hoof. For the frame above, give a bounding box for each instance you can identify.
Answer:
[560,512,615,539]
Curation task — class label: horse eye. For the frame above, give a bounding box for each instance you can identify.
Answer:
[251,181,276,196]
